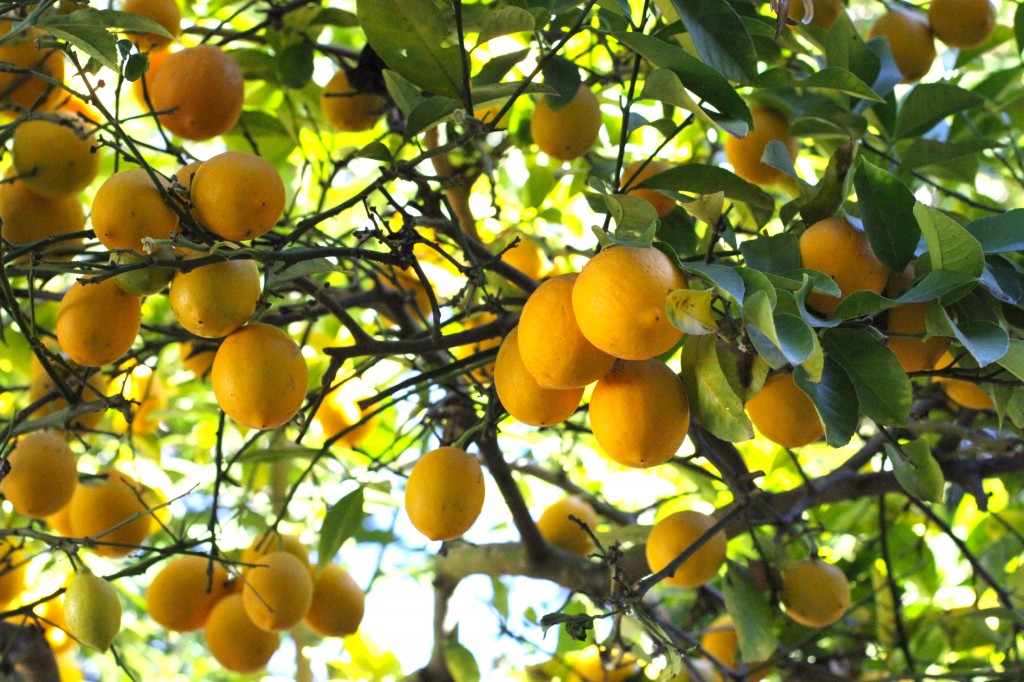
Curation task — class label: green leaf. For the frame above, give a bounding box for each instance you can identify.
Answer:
[793,361,859,447]
[318,487,366,571]
[444,642,480,682]
[822,327,912,426]
[775,313,819,368]
[602,193,659,235]
[997,340,1024,382]
[311,7,360,27]
[477,6,535,44]
[965,209,1024,254]
[405,96,460,137]
[722,564,779,664]
[639,165,775,227]
[914,203,985,279]
[887,440,944,503]
[612,31,751,126]
[824,13,882,93]
[943,315,1009,367]
[266,257,338,288]
[40,9,119,70]
[1016,2,1024,57]
[896,270,979,303]
[276,41,315,89]
[740,233,800,274]
[798,141,856,227]
[539,611,594,639]
[893,83,986,139]
[357,0,465,101]
[753,67,883,101]
[97,9,174,39]
[472,49,529,86]
[237,446,320,463]
[679,335,754,442]
[682,263,747,303]
[900,139,1001,170]
[854,160,919,272]
[666,0,757,83]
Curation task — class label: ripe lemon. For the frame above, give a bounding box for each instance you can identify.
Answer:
[240,531,309,574]
[788,0,845,29]
[204,593,280,673]
[495,230,547,280]
[28,360,108,431]
[404,446,486,541]
[886,302,950,373]
[304,564,365,637]
[723,107,798,186]
[68,469,153,558]
[109,363,166,435]
[12,113,99,198]
[589,359,690,468]
[745,373,823,448]
[645,510,727,588]
[567,648,640,682]
[90,167,180,253]
[0,171,84,257]
[933,350,994,410]
[121,0,182,48]
[191,151,286,241]
[314,377,379,447]
[148,44,244,140]
[701,615,772,682]
[781,558,851,628]
[320,68,387,132]
[1,430,78,518]
[63,570,122,651]
[518,273,616,389]
[536,495,599,555]
[0,21,65,112]
[146,555,231,632]
[493,327,584,427]
[241,550,313,632]
[211,322,308,430]
[929,0,996,48]
[0,542,28,606]
[531,86,602,162]
[867,7,936,83]
[180,339,217,378]
[572,245,687,361]
[623,160,675,217]
[799,216,890,316]
[169,254,261,338]
[56,277,142,367]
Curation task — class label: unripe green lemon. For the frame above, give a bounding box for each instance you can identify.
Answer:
[64,570,122,651]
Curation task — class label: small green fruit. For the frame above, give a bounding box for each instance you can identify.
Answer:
[64,570,122,650]
[113,246,176,296]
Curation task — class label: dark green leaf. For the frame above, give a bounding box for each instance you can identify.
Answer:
[754,67,883,101]
[854,159,919,272]
[405,96,460,137]
[897,270,979,303]
[944,316,1009,367]
[612,31,751,126]
[793,361,859,447]
[914,203,985,279]
[311,7,360,27]
[887,440,944,503]
[357,0,465,100]
[799,141,856,226]
[123,51,148,82]
[640,164,775,227]
[894,83,986,139]
[740,233,800,274]
[40,10,118,70]
[822,327,912,426]
[539,611,594,639]
[900,139,1001,170]
[383,69,424,116]
[965,209,1024,254]
[94,9,174,39]
[237,446,320,463]
[679,335,754,442]
[478,6,535,44]
[722,564,778,663]
[318,487,366,571]
[276,42,315,89]
[1016,3,1024,57]
[824,14,882,94]
[472,49,529,86]
[682,263,747,303]
[667,0,757,83]
[540,55,581,106]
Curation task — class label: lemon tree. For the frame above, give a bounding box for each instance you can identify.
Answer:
[1,0,1024,680]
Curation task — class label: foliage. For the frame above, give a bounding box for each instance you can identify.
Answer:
[0,0,1023,680]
